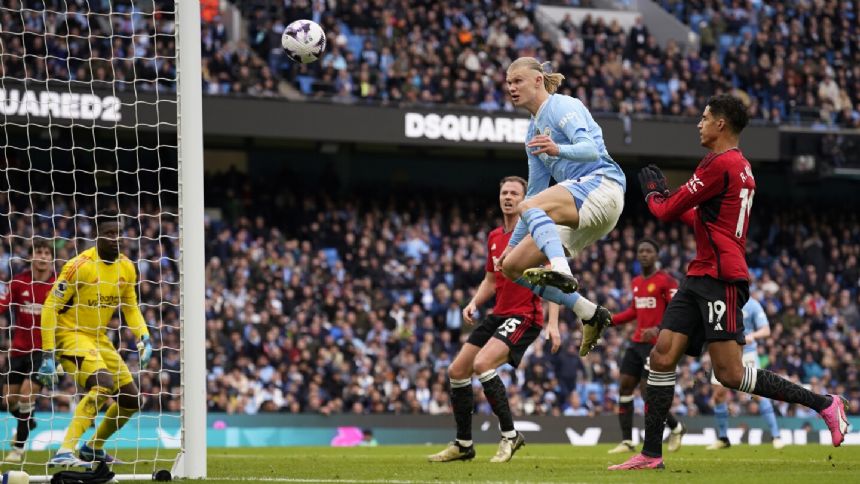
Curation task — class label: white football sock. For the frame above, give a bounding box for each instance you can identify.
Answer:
[549,256,572,275]
[573,297,597,321]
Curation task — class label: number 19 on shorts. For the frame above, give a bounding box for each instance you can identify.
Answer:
[708,300,726,330]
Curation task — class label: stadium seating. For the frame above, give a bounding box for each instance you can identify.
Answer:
[2,1,856,125]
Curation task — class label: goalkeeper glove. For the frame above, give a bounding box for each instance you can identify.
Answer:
[137,335,153,368]
[638,164,670,202]
[37,353,58,387]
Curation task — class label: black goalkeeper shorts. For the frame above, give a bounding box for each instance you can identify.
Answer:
[466,314,542,368]
[661,275,748,357]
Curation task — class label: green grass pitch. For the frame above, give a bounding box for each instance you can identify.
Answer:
[6,444,859,483]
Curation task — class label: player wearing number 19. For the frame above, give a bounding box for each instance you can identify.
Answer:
[39,210,153,467]
[610,94,849,471]
[428,176,560,464]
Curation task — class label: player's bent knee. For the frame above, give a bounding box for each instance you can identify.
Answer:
[500,258,522,281]
[472,359,492,376]
[118,393,140,411]
[647,349,671,372]
[92,372,115,392]
[118,383,141,410]
[472,354,501,376]
[714,369,742,390]
[516,199,534,214]
[447,362,471,381]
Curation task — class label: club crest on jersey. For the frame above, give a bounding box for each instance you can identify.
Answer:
[54,280,68,298]
[647,283,656,293]
[686,174,704,193]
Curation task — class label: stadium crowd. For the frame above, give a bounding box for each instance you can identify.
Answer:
[250,0,859,127]
[199,170,860,419]
[0,0,278,97]
[2,1,857,126]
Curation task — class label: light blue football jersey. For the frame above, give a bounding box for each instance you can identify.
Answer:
[742,298,769,354]
[523,93,626,198]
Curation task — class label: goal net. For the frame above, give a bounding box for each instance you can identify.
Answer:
[0,0,204,480]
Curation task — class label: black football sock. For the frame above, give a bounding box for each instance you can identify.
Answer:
[643,371,675,457]
[618,394,634,441]
[739,368,831,413]
[665,412,679,430]
[478,370,515,435]
[13,402,34,449]
[450,378,473,443]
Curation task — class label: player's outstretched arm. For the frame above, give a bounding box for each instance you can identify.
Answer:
[642,162,723,222]
[546,302,561,353]
[41,259,81,354]
[38,259,80,386]
[463,272,496,325]
[612,303,637,326]
[120,262,152,366]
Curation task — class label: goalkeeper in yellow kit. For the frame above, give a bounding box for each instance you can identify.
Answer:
[38,210,152,467]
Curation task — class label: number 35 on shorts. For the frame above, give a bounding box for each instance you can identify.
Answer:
[498,317,522,337]
[707,300,726,330]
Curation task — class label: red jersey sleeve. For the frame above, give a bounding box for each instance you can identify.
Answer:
[647,155,726,222]
[663,274,678,304]
[612,302,636,325]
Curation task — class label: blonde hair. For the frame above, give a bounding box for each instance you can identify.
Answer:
[507,57,566,94]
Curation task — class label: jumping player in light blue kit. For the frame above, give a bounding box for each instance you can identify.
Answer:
[708,297,784,449]
[496,57,626,357]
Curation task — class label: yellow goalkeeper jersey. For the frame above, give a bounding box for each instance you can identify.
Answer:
[41,246,149,351]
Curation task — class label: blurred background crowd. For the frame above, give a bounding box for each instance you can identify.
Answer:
[0,0,857,126]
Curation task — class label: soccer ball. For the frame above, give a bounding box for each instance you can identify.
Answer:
[281,20,327,64]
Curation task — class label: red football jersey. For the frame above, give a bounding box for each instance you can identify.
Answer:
[612,271,677,344]
[647,149,755,282]
[0,271,55,357]
[486,227,543,326]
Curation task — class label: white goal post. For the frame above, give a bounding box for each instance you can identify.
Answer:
[176,0,206,479]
